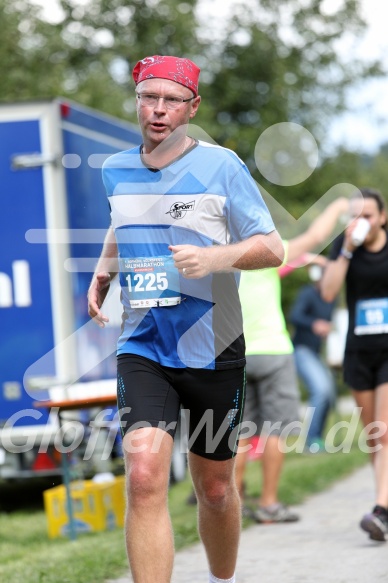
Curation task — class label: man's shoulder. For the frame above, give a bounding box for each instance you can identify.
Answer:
[102,145,141,171]
[196,140,245,166]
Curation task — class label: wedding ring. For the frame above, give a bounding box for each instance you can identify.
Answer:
[182,268,187,275]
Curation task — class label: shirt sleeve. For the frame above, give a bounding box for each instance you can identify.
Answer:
[226,163,275,242]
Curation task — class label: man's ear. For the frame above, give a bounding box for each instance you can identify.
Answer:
[190,96,201,118]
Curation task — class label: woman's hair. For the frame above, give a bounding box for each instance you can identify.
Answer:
[360,188,385,212]
[351,187,387,227]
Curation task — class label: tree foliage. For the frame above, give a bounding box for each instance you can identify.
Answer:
[0,0,382,132]
[198,0,381,178]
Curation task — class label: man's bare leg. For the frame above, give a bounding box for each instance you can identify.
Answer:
[123,427,174,583]
[189,452,241,580]
[236,435,284,506]
[237,433,300,525]
[234,437,250,498]
[259,434,284,506]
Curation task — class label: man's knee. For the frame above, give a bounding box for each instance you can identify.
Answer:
[125,458,169,505]
[123,427,172,497]
[197,474,236,510]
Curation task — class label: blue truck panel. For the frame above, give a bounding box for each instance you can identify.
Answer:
[0,100,141,428]
[0,118,55,425]
[60,100,141,146]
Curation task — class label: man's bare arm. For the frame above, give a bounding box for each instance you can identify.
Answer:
[88,226,119,327]
[170,230,284,278]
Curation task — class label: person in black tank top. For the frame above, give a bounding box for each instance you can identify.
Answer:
[321,188,388,542]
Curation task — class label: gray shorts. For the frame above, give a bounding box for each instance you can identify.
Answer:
[242,354,300,435]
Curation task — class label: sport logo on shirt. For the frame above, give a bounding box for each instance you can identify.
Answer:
[165,201,195,219]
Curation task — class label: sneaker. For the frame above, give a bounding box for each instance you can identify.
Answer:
[360,505,388,541]
[253,503,300,524]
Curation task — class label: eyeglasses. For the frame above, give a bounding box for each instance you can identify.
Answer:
[136,93,195,109]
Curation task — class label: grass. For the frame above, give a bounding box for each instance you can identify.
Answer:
[0,413,369,583]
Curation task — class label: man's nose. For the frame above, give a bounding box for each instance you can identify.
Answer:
[154,96,168,112]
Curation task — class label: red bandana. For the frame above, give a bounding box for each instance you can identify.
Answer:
[132,55,200,96]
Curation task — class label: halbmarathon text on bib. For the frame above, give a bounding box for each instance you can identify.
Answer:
[122,255,181,308]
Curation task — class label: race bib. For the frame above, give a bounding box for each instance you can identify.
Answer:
[354,298,388,335]
[122,255,181,308]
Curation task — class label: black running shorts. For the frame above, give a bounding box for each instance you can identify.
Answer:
[344,349,388,391]
[117,354,246,460]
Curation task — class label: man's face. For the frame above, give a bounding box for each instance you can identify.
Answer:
[135,78,201,149]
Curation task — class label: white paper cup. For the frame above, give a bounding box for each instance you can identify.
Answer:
[351,218,370,246]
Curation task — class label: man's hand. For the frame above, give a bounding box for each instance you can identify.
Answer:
[88,272,111,327]
[312,319,332,338]
[169,244,214,278]
[170,231,283,277]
